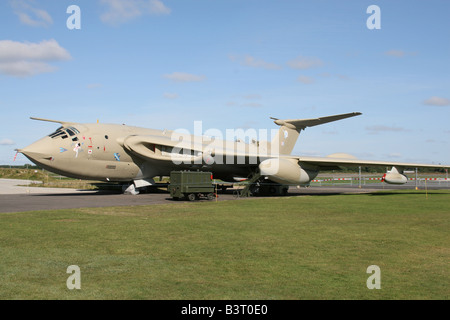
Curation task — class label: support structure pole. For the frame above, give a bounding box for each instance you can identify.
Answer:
[415,167,418,190]
[358,166,362,189]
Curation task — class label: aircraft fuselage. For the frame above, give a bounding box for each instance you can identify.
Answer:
[20,122,255,183]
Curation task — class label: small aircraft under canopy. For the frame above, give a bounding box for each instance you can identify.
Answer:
[18,112,449,195]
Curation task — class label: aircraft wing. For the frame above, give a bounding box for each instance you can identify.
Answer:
[121,133,449,170]
[120,133,264,166]
[119,134,201,162]
[291,154,450,171]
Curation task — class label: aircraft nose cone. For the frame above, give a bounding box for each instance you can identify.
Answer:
[20,138,53,163]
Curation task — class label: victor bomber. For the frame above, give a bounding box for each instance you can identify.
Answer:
[18,112,449,195]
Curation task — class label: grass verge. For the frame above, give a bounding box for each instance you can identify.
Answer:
[0,190,448,299]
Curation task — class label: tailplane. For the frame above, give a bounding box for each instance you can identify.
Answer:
[271,112,362,155]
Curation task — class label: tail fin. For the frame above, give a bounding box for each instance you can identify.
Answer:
[271,112,362,155]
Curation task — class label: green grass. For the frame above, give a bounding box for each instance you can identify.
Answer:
[0,168,98,190]
[0,190,449,299]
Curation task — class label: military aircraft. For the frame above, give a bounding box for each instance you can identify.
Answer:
[17,112,449,195]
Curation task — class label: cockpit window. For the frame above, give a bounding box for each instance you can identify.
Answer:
[48,126,80,139]
[68,127,80,134]
[49,129,65,138]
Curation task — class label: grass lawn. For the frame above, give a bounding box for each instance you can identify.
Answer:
[0,190,448,299]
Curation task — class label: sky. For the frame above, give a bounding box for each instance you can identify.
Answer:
[0,0,449,166]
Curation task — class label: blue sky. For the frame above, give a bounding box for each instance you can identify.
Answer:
[1,0,449,166]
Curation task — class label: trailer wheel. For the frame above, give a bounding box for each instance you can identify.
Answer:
[187,193,196,201]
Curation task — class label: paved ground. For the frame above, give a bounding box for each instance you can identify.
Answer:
[0,179,84,195]
[1,179,448,213]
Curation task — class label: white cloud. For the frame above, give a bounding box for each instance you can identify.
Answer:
[227,94,264,108]
[242,94,261,100]
[237,121,259,130]
[229,54,281,70]
[384,50,405,57]
[322,129,338,135]
[230,54,325,71]
[227,102,262,108]
[87,83,103,89]
[100,0,171,25]
[384,50,417,58]
[366,125,409,134]
[150,0,171,14]
[163,92,179,99]
[336,74,350,80]
[0,139,15,146]
[287,55,323,69]
[0,61,57,76]
[319,73,350,81]
[0,39,71,62]
[423,96,450,107]
[163,72,206,83]
[11,0,53,27]
[297,75,314,84]
[242,55,281,70]
[0,39,71,77]
[242,103,263,108]
[386,153,402,158]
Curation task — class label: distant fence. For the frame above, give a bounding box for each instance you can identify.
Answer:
[310,177,450,186]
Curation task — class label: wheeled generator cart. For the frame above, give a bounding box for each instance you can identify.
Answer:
[168,171,216,201]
